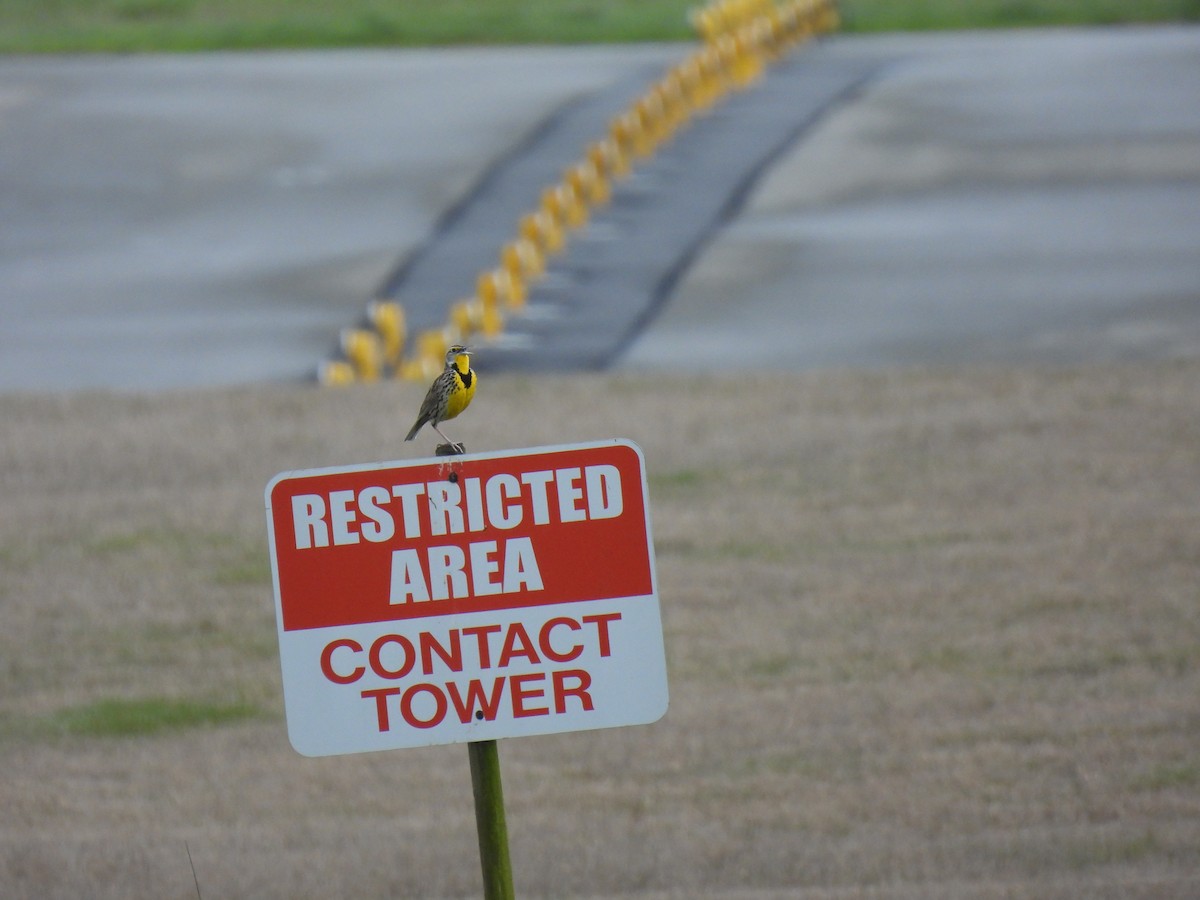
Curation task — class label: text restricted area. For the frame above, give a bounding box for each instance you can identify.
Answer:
[266,439,668,757]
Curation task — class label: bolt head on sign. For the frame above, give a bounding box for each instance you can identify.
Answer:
[265,439,668,757]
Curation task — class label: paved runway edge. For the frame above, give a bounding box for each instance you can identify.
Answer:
[378,43,886,373]
[5,28,1197,391]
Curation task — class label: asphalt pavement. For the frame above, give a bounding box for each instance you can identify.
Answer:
[2,29,1198,391]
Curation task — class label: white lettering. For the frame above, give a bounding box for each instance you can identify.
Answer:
[428,545,468,601]
[585,464,623,519]
[503,537,543,593]
[329,489,359,545]
[389,548,430,604]
[486,473,523,529]
[294,460,628,553]
[521,470,554,525]
[427,481,464,536]
[556,467,586,523]
[358,486,395,542]
[391,483,426,538]
[292,494,328,550]
[388,539,544,604]
[464,477,486,532]
[469,540,502,596]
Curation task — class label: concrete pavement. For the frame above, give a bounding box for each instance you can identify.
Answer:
[2,30,1199,391]
[621,28,1200,370]
[0,46,676,390]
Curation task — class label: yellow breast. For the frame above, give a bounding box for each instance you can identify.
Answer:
[444,356,476,420]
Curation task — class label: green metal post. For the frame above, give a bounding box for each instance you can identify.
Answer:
[435,443,513,898]
[468,739,514,900]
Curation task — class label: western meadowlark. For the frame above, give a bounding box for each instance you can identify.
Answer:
[404,344,476,451]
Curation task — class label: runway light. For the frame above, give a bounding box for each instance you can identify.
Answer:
[540,183,583,233]
[689,7,720,43]
[609,112,641,165]
[674,56,708,113]
[592,136,629,182]
[449,298,476,338]
[730,27,765,87]
[556,177,589,230]
[503,237,544,285]
[476,269,500,311]
[318,359,357,386]
[519,208,564,257]
[341,328,383,381]
[571,157,609,208]
[656,72,689,133]
[480,299,504,338]
[636,91,669,152]
[367,300,406,367]
[399,357,436,382]
[416,328,448,363]
[501,242,536,307]
[496,263,527,310]
[697,44,729,106]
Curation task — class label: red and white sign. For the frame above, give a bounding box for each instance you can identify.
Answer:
[265,439,668,757]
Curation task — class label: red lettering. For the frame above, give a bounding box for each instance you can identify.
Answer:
[510,672,549,718]
[321,638,364,684]
[447,678,506,723]
[552,669,594,714]
[369,634,416,679]
[360,670,594,731]
[400,683,447,729]
[498,622,540,667]
[582,612,621,657]
[538,616,583,663]
[462,624,502,668]
[420,630,463,674]
[361,687,400,731]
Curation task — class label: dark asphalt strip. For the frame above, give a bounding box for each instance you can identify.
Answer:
[375,44,889,373]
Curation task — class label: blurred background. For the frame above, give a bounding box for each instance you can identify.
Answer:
[2,1,1199,390]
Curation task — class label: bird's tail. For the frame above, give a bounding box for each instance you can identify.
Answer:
[404,418,425,442]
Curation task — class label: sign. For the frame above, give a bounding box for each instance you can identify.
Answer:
[265,439,668,757]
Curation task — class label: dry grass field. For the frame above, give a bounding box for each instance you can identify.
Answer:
[2,362,1199,898]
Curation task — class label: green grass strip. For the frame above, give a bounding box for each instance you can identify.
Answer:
[1,0,1198,53]
[45,696,260,738]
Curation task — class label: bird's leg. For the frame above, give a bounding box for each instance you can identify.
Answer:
[432,423,464,453]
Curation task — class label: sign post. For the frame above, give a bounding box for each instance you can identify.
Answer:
[469,738,513,900]
[266,439,668,894]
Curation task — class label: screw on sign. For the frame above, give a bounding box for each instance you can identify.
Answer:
[265,439,668,758]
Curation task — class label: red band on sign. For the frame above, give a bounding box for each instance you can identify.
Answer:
[269,443,654,632]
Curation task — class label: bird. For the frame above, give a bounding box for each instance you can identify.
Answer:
[404,344,476,452]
